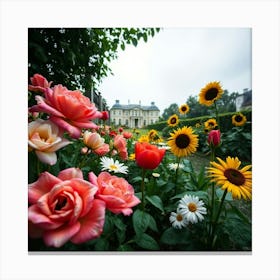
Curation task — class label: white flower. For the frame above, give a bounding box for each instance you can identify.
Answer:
[152,172,160,178]
[168,162,184,171]
[100,157,128,174]
[178,194,207,224]
[169,208,188,229]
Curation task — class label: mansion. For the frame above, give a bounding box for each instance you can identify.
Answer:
[110,100,160,128]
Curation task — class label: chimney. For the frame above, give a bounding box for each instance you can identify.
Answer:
[139,100,141,106]
[151,101,155,106]
[116,100,119,104]
[243,88,248,93]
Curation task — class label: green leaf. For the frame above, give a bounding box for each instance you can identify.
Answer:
[132,38,138,47]
[132,209,150,235]
[135,233,159,250]
[160,227,191,245]
[146,195,165,213]
[94,238,109,251]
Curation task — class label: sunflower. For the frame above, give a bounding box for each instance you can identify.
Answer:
[208,156,252,200]
[148,129,160,142]
[138,134,149,143]
[167,114,179,127]
[199,81,224,106]
[232,113,247,126]
[179,103,190,115]
[204,118,218,131]
[167,126,199,157]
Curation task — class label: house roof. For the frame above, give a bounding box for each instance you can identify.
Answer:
[111,100,160,111]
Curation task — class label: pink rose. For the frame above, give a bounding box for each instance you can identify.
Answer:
[113,134,128,160]
[29,85,103,139]
[28,119,71,165]
[83,130,109,156]
[89,171,140,216]
[100,111,109,121]
[122,131,133,139]
[28,74,52,93]
[28,168,106,248]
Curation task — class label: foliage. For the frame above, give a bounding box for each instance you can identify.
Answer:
[29,28,160,92]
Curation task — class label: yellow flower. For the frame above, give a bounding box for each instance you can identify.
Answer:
[208,156,252,200]
[167,114,179,127]
[232,113,247,126]
[167,126,199,157]
[199,81,224,106]
[204,118,218,131]
[138,135,149,143]
[148,129,160,142]
[129,153,135,160]
[179,104,190,115]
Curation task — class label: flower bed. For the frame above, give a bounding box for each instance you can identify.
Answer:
[28,75,252,251]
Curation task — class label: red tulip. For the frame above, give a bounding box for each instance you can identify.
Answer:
[207,129,221,147]
[135,142,165,170]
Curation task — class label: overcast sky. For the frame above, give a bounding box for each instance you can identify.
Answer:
[99,27,252,114]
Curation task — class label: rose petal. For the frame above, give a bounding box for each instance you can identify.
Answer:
[28,172,61,204]
[50,116,81,139]
[58,168,84,180]
[70,199,106,244]
[35,150,57,165]
[43,222,81,248]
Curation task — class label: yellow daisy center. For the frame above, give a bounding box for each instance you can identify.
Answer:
[175,134,190,149]
[224,168,245,186]
[109,164,118,170]
[205,88,218,100]
[188,203,197,212]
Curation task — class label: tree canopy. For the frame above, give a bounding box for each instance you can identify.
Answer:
[28,28,160,93]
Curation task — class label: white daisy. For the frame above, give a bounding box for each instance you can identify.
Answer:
[100,157,128,174]
[169,208,188,229]
[168,162,184,171]
[178,194,207,224]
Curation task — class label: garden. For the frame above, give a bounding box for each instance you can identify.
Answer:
[28,74,252,252]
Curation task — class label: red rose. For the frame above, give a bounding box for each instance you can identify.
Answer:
[135,142,165,170]
[207,129,221,147]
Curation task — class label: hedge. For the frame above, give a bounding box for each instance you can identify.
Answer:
[146,109,252,136]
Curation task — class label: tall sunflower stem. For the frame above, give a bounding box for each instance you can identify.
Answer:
[214,101,220,130]
[209,189,228,248]
[141,168,147,211]
[174,157,181,195]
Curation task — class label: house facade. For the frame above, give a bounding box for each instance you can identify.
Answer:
[235,88,252,111]
[110,100,160,128]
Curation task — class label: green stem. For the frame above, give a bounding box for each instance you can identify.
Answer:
[141,168,146,211]
[214,101,220,130]
[210,189,228,248]
[174,157,181,195]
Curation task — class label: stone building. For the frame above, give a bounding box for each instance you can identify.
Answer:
[235,88,252,111]
[110,100,160,128]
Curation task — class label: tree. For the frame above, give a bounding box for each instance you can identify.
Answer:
[161,103,179,120]
[28,28,160,93]
[185,95,210,118]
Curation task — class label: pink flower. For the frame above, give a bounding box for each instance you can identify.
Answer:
[100,111,109,121]
[29,85,103,139]
[28,168,106,248]
[122,131,133,139]
[113,134,128,160]
[83,131,109,156]
[28,119,71,165]
[28,74,52,93]
[89,171,140,216]
[207,129,221,147]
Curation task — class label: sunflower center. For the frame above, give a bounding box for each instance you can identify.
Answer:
[235,115,243,122]
[188,203,197,212]
[176,214,183,221]
[175,134,190,148]
[170,117,177,124]
[224,168,245,186]
[181,106,187,111]
[205,88,218,100]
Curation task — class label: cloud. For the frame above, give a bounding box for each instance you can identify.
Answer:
[99,27,252,113]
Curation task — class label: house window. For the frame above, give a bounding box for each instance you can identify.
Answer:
[119,119,121,125]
